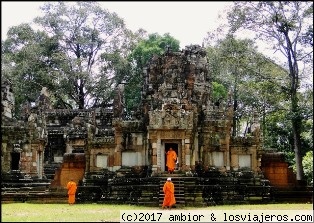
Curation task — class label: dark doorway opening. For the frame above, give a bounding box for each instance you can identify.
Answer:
[11,152,20,170]
[44,135,66,163]
[73,148,85,153]
[165,143,178,171]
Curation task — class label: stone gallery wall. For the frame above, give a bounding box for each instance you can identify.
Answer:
[2,45,265,186]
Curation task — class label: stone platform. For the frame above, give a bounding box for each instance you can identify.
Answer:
[2,170,312,205]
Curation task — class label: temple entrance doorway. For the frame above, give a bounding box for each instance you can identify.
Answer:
[164,143,179,172]
[11,152,20,170]
[44,135,66,163]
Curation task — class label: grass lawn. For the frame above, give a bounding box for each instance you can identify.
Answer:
[1,202,312,222]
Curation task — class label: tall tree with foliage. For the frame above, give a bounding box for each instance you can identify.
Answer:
[125,33,180,115]
[2,24,62,115]
[33,1,132,109]
[227,1,313,182]
[206,35,288,137]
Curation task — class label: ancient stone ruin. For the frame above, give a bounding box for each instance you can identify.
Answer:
[2,45,310,205]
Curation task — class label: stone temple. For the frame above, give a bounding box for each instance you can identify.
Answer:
[3,45,307,205]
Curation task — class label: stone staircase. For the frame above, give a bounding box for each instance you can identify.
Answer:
[158,173,207,208]
[99,176,160,206]
[43,162,61,180]
[2,169,291,205]
[158,174,185,207]
[1,170,56,203]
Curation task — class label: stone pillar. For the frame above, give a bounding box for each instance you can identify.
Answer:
[225,149,230,170]
[151,141,157,172]
[89,150,95,172]
[225,136,231,170]
[180,139,185,169]
[184,138,190,171]
[85,141,90,174]
[30,144,39,176]
[191,133,198,170]
[202,147,208,166]
[1,142,9,172]
[156,139,161,172]
[113,132,123,171]
[251,147,257,171]
[37,143,45,179]
[208,150,212,166]
[231,153,239,170]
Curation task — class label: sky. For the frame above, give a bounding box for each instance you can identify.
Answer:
[1,2,312,89]
[1,1,233,49]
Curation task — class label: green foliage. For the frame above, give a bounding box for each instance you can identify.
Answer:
[302,151,313,185]
[124,33,180,114]
[212,81,227,102]
[129,32,180,68]
[2,2,149,111]
[1,2,180,116]
[227,1,313,180]
[264,109,293,153]
[206,35,288,137]
[2,24,61,117]
[33,2,130,109]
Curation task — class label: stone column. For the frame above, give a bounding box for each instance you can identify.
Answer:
[208,150,212,166]
[84,140,90,174]
[225,133,231,170]
[1,142,9,172]
[156,139,161,172]
[89,150,95,172]
[184,138,190,171]
[231,153,239,170]
[37,142,44,179]
[200,145,203,163]
[181,139,185,169]
[151,141,157,172]
[30,144,39,176]
[251,147,257,171]
[113,132,123,171]
[191,133,198,169]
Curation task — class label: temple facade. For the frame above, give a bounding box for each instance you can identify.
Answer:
[1,45,262,188]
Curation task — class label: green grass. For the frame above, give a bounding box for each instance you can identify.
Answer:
[1,202,312,222]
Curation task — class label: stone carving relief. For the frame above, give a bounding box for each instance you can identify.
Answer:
[149,109,194,129]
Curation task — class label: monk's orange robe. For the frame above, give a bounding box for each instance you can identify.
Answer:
[67,180,77,204]
[166,150,177,172]
[162,181,176,207]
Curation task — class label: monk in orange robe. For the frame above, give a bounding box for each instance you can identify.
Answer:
[166,148,177,174]
[162,177,176,209]
[67,179,77,205]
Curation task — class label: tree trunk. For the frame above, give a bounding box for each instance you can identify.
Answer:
[291,94,304,182]
[284,30,304,183]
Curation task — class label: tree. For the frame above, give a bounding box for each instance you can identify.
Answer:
[206,35,288,137]
[2,24,62,116]
[302,150,313,185]
[125,33,180,115]
[227,1,313,182]
[33,1,132,109]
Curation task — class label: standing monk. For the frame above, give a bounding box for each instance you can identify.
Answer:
[67,179,77,205]
[166,147,177,174]
[162,177,176,209]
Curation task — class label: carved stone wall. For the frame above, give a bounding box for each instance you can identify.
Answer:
[142,45,238,173]
[1,45,263,183]
[2,81,48,178]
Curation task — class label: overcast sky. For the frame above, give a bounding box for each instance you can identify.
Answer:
[1,1,232,48]
[1,1,312,86]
